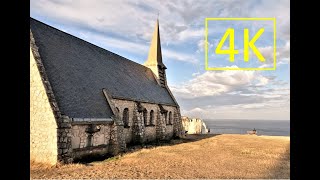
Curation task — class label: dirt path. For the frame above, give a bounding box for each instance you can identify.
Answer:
[31,134,290,179]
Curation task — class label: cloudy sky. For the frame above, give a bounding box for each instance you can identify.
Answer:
[30,0,290,120]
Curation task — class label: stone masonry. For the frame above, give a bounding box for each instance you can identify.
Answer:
[111,99,179,143]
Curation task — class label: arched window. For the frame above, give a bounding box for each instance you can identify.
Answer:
[123,108,129,128]
[150,110,154,125]
[169,111,172,125]
[143,109,148,126]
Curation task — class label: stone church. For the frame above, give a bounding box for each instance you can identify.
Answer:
[30,17,182,165]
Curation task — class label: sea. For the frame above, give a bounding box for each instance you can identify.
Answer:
[203,119,290,136]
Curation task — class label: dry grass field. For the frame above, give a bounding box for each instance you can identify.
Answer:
[30,134,290,179]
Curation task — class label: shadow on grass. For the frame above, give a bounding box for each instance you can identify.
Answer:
[74,134,221,164]
[171,133,221,144]
[263,144,290,179]
[73,153,114,164]
[126,133,221,152]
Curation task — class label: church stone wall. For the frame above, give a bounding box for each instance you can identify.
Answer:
[70,121,116,160]
[112,100,135,143]
[123,127,133,144]
[164,125,174,140]
[70,123,112,149]
[68,118,128,160]
[144,126,157,143]
[111,99,180,144]
[30,48,58,165]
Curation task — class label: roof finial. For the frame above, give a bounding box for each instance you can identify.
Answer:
[157,11,159,20]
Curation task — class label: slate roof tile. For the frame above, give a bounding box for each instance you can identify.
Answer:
[30,18,177,118]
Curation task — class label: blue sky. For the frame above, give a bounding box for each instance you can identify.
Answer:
[30,0,290,120]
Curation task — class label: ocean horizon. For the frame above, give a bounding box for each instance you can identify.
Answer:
[203,119,290,136]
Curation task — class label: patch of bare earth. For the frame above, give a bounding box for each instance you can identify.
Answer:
[30,134,290,179]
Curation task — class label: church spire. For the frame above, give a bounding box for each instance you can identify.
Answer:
[144,19,166,68]
[144,19,167,87]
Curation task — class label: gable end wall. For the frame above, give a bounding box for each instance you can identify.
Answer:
[30,43,58,165]
[30,30,73,164]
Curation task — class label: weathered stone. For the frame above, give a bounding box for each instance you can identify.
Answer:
[60,123,71,128]
[60,143,67,148]
[63,137,68,143]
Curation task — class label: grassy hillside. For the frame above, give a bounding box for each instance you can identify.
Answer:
[31,134,290,179]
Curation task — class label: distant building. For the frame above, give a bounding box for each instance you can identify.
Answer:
[30,17,182,165]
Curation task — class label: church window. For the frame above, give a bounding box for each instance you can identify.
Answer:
[169,111,172,125]
[123,108,129,128]
[150,110,154,125]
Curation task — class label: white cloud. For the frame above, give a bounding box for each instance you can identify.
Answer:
[256,40,290,67]
[171,67,266,98]
[30,0,204,44]
[192,72,201,76]
[196,39,214,53]
[241,103,266,109]
[181,107,209,119]
[178,28,204,41]
[256,76,269,86]
[182,102,289,120]
[258,63,273,68]
[278,41,290,61]
[257,46,274,63]
[162,49,198,63]
[170,69,289,120]
[31,0,290,44]
[181,97,290,120]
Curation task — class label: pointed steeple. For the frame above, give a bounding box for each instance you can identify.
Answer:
[144,19,167,87]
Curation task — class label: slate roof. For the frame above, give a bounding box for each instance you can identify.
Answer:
[30,18,177,119]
